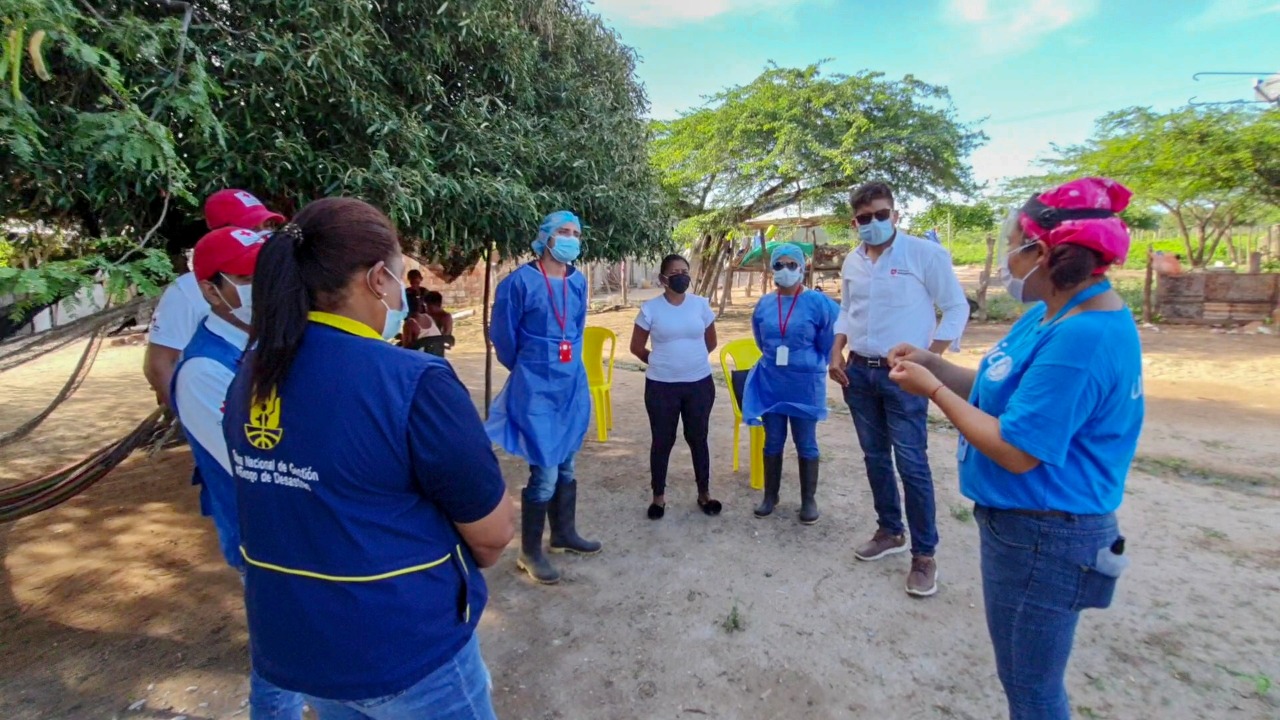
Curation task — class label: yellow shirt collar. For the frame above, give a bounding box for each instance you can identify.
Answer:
[308,311,384,341]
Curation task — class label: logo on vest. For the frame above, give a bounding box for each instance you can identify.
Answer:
[245,388,284,450]
[984,353,1013,383]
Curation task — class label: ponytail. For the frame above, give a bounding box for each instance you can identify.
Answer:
[249,225,310,403]
[243,197,400,403]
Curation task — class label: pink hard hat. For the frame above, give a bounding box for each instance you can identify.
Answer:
[1019,177,1133,273]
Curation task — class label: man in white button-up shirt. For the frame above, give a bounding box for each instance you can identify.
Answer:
[829,181,969,598]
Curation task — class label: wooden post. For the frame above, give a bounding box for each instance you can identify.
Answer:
[976,233,996,320]
[1142,244,1154,325]
[620,259,628,306]
[482,246,494,419]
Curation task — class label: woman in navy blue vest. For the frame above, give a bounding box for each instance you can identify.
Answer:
[224,197,515,720]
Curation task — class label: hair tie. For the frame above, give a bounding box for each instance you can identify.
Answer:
[276,222,304,246]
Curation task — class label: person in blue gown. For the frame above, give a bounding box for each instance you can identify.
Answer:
[742,243,839,525]
[486,210,602,585]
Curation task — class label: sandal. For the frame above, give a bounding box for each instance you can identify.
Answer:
[647,503,665,520]
[698,498,723,516]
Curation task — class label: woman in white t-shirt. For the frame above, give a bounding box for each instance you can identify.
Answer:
[630,255,719,520]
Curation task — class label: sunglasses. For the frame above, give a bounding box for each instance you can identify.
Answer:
[854,209,893,226]
[772,261,800,272]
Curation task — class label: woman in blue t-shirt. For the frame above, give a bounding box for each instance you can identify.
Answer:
[227,197,516,720]
[630,254,719,519]
[887,177,1144,720]
[741,243,839,525]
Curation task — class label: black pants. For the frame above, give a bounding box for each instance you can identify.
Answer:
[644,376,715,496]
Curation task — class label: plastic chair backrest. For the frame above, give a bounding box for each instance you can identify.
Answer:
[719,337,762,415]
[582,327,616,388]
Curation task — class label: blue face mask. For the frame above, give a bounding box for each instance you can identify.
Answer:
[773,267,804,288]
[858,219,895,246]
[374,268,409,341]
[549,236,581,264]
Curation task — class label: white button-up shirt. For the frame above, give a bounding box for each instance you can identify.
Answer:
[834,231,969,358]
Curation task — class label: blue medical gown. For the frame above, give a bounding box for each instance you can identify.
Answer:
[742,290,839,424]
[485,262,591,468]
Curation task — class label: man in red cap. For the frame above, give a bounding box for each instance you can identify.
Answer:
[143,189,284,407]
[171,226,304,720]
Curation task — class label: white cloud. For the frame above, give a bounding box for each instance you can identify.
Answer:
[947,0,1100,56]
[1189,0,1280,26]
[588,0,806,27]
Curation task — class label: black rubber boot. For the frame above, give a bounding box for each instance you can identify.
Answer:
[516,491,560,585]
[798,456,820,525]
[548,482,602,555]
[754,455,783,518]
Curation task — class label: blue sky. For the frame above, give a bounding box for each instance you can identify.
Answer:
[589,0,1279,196]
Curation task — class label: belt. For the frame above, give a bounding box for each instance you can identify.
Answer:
[848,352,890,368]
[1004,508,1076,521]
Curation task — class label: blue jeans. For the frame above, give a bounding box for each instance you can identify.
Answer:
[976,506,1122,720]
[761,413,819,459]
[251,668,306,719]
[526,453,576,503]
[304,633,495,720]
[843,362,938,556]
[239,574,305,720]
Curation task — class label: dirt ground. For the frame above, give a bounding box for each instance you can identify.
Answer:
[2,295,1278,720]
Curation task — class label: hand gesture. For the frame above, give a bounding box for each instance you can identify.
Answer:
[887,343,933,370]
[889,360,943,399]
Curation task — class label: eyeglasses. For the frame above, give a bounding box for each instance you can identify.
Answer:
[854,209,893,226]
[772,261,800,272]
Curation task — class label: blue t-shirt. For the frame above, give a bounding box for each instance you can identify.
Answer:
[959,304,1144,514]
[224,312,507,701]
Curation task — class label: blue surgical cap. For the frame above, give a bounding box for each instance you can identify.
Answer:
[770,243,805,267]
[532,210,582,256]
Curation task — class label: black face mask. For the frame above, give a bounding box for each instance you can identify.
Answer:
[666,274,692,294]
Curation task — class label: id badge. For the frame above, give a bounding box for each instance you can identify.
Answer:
[956,435,970,462]
[776,346,790,367]
[559,340,573,364]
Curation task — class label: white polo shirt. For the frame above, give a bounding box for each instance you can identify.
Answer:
[148,272,211,351]
[173,314,247,475]
[834,232,969,358]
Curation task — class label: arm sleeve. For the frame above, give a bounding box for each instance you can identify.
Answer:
[751,304,763,349]
[490,276,522,371]
[833,258,854,338]
[813,296,838,359]
[408,364,507,523]
[148,285,200,350]
[925,249,969,342]
[998,343,1103,467]
[701,298,716,327]
[634,304,652,331]
[174,358,237,475]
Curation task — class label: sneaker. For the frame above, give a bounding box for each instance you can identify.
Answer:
[906,556,938,597]
[853,529,908,561]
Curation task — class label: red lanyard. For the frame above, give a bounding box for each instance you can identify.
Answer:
[777,288,803,337]
[538,261,568,338]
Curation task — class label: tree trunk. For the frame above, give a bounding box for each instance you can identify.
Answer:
[482,246,494,420]
[977,233,996,321]
[621,259,628,305]
[717,253,733,316]
[1142,244,1154,325]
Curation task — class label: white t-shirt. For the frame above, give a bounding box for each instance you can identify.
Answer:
[148,272,211,350]
[173,314,248,475]
[635,293,716,383]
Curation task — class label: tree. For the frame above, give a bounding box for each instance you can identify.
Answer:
[1048,106,1275,267]
[0,0,668,320]
[650,63,984,293]
[909,201,997,238]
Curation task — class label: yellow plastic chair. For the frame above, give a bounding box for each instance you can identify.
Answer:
[719,338,765,490]
[582,326,616,443]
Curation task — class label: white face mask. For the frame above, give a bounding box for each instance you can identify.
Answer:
[218,274,254,326]
[999,244,1039,304]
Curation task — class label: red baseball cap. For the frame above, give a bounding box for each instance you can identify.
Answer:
[204,189,285,230]
[193,227,266,282]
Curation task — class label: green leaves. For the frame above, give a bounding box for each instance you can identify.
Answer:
[651,62,984,236]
